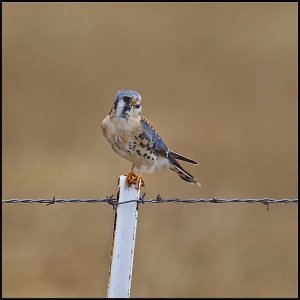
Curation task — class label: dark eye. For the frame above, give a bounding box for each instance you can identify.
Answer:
[123,96,131,102]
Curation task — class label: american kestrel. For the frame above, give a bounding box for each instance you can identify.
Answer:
[101,90,201,188]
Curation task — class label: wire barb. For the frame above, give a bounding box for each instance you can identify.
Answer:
[156,194,163,202]
[105,195,117,210]
[46,196,56,206]
[139,193,146,204]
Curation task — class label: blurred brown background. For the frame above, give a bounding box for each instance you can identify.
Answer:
[2,3,298,298]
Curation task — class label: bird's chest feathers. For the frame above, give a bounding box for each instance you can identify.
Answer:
[102,115,141,153]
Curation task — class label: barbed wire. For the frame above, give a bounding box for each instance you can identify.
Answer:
[2,196,298,210]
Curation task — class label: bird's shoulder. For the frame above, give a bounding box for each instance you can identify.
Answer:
[140,116,168,154]
[140,116,157,133]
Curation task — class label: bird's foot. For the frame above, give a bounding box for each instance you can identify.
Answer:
[135,175,145,189]
[126,172,145,189]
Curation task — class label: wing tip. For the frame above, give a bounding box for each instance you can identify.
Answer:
[186,159,199,165]
[170,150,199,165]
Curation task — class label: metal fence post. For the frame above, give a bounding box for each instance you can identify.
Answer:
[107,175,140,298]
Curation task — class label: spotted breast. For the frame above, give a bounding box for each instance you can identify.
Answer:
[101,112,168,173]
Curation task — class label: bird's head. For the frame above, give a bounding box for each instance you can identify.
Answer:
[113,90,142,119]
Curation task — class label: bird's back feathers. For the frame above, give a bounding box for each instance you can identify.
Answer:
[140,116,200,186]
[140,116,169,154]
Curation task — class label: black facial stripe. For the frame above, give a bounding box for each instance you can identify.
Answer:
[121,102,131,117]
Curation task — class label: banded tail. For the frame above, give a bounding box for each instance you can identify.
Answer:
[168,152,201,187]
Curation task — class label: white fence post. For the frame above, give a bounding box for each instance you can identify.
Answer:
[107,175,140,298]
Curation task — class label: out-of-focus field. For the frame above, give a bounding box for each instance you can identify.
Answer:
[2,3,297,298]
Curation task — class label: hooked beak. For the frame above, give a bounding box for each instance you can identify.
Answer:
[130,99,141,109]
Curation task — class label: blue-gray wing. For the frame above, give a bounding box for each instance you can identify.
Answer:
[140,117,198,183]
[140,117,169,157]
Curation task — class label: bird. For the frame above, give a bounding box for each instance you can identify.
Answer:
[101,90,201,188]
